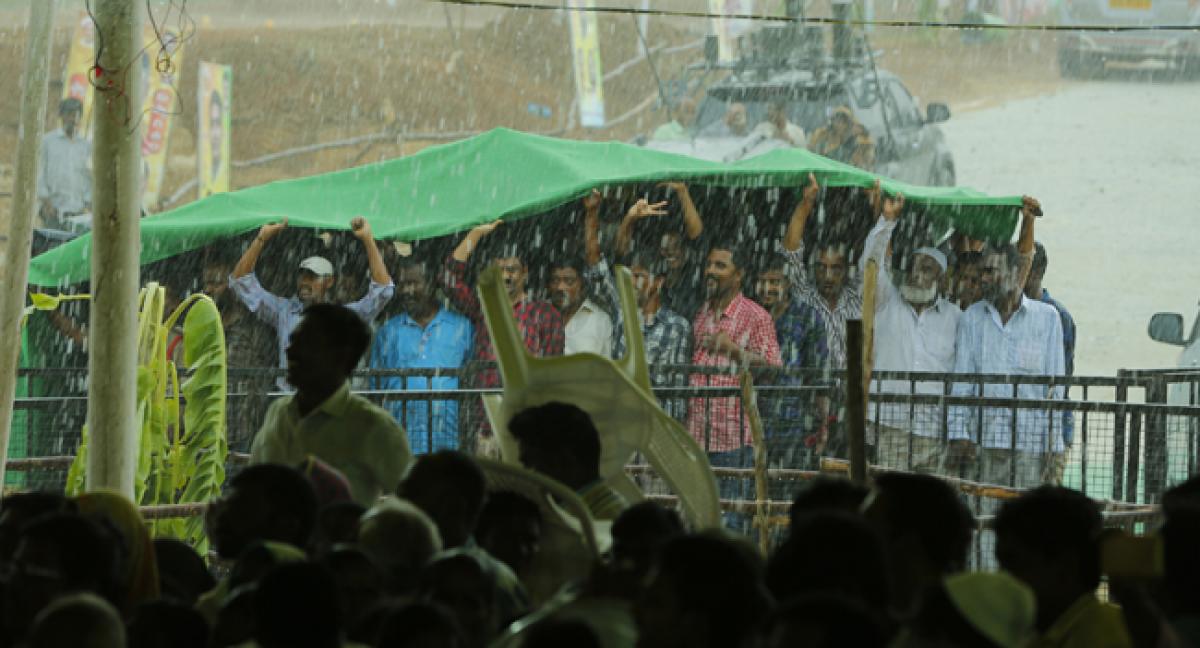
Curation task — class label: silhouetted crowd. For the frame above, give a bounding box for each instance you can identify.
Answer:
[2,453,1197,648]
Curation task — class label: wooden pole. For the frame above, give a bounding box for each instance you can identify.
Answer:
[0,0,59,491]
[87,0,142,496]
[846,320,868,486]
[740,371,770,556]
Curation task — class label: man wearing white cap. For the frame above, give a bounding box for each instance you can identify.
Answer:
[860,186,961,473]
[229,216,394,390]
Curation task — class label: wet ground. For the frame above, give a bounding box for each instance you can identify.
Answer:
[940,75,1200,376]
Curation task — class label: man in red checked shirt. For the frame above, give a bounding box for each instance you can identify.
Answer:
[442,221,565,452]
[687,243,782,527]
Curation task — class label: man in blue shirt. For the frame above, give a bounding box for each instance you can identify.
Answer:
[947,243,1065,489]
[229,217,394,391]
[371,257,473,454]
[1025,242,1077,484]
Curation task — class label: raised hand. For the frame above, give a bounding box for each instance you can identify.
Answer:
[626,198,670,221]
[471,220,503,237]
[258,218,288,240]
[802,173,820,205]
[882,192,905,222]
[583,189,602,212]
[1022,195,1043,218]
[350,216,373,241]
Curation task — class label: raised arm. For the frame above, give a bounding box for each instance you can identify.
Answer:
[452,220,501,264]
[350,217,391,286]
[583,189,603,267]
[1015,196,1039,288]
[659,182,704,240]
[233,219,288,279]
[861,185,904,309]
[442,221,501,319]
[783,173,820,252]
[614,196,670,258]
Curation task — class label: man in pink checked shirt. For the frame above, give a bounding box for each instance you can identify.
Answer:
[687,243,782,527]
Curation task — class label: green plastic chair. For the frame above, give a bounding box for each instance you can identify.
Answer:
[477,264,720,530]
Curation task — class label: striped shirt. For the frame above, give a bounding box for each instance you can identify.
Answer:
[783,245,863,370]
[585,258,692,419]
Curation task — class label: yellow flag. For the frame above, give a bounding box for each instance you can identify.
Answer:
[197,62,232,197]
[567,0,605,128]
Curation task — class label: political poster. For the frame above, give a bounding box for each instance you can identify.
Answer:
[197,62,232,197]
[139,28,186,213]
[567,0,606,128]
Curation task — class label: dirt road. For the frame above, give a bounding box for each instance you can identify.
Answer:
[940,77,1200,376]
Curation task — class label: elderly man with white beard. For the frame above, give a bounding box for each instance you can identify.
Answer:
[860,187,962,473]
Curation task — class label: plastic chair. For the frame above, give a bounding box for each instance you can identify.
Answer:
[477,264,721,530]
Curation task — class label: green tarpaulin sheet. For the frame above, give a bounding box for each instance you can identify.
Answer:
[27,127,1023,287]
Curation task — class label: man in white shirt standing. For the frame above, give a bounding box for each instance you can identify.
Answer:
[549,258,613,357]
[37,98,92,232]
[861,189,961,473]
[947,239,1065,489]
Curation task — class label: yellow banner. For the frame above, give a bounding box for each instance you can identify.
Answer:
[567,0,605,128]
[61,12,97,137]
[139,28,186,213]
[197,62,232,198]
[62,14,185,212]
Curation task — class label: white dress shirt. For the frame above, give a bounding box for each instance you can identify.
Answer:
[37,128,92,219]
[949,296,1066,452]
[564,298,614,357]
[862,218,961,436]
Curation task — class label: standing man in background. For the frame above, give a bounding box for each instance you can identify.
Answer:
[37,98,91,232]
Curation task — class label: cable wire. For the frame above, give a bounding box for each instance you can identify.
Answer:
[427,0,1200,32]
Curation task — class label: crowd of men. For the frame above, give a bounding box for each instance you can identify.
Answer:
[32,92,1078,491]
[190,170,1074,495]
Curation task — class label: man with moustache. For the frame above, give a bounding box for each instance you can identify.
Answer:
[229,216,394,391]
[583,191,692,420]
[860,191,961,472]
[613,182,706,322]
[371,257,473,454]
[781,173,863,372]
[753,254,829,465]
[688,244,781,526]
[442,221,565,445]
[947,230,1065,489]
[548,258,613,357]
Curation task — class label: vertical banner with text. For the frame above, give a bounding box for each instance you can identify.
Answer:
[567,0,606,128]
[197,62,232,198]
[139,29,185,213]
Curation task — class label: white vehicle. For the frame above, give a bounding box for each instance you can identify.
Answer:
[1149,309,1200,372]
